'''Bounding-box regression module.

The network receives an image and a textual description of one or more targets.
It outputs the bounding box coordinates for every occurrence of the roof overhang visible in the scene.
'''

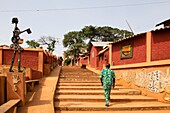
[97,47,109,56]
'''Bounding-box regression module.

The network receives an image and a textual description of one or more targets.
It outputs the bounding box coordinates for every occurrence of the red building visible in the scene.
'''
[92,27,170,102]
[97,47,109,70]
[94,27,170,70]
[89,42,112,69]
[77,53,89,67]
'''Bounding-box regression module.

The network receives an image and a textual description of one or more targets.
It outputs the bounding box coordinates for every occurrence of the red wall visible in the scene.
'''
[98,49,109,70]
[151,29,170,61]
[81,58,88,66]
[112,34,146,65]
[90,46,102,68]
[3,50,38,70]
[104,49,109,64]
[43,52,47,63]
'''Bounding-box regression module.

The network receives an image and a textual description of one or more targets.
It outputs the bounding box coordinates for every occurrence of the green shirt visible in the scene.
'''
[100,68,115,90]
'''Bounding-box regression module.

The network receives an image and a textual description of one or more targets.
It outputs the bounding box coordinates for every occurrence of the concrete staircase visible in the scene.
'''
[54,66,170,113]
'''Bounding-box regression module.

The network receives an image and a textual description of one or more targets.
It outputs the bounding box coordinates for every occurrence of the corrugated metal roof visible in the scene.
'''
[111,27,170,44]
[155,19,170,27]
[151,26,170,32]
[111,32,146,44]
[91,42,112,47]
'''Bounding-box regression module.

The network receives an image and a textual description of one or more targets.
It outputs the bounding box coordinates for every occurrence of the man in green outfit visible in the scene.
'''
[100,63,116,106]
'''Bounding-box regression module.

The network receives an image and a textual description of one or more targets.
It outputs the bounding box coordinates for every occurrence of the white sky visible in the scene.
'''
[0,0,169,56]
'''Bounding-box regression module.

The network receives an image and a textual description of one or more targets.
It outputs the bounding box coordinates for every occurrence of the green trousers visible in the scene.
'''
[104,89,111,99]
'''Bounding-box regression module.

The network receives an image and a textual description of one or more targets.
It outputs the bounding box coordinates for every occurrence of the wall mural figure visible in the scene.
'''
[147,70,170,93]
[147,70,161,93]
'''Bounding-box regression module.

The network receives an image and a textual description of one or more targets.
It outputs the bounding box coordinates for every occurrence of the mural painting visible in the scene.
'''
[134,69,148,88]
[119,69,170,95]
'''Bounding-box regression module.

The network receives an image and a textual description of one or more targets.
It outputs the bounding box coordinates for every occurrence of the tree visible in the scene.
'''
[26,40,40,48]
[63,25,134,64]
[63,31,84,48]
[64,57,71,66]
[63,31,87,65]
[38,36,58,53]
[81,25,134,42]
[81,25,98,42]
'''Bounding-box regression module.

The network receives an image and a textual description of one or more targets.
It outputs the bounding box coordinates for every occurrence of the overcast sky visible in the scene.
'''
[0,0,170,56]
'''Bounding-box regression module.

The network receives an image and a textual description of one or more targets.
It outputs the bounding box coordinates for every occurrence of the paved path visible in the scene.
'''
[17,66,61,113]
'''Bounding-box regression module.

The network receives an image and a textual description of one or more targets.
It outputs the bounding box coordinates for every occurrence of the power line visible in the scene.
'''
[1,0,170,13]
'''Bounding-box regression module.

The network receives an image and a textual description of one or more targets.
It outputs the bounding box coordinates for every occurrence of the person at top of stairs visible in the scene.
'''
[100,63,116,107]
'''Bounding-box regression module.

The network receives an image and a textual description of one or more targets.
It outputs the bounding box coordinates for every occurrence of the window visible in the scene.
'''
[120,43,133,59]
[99,56,103,61]
[92,51,94,58]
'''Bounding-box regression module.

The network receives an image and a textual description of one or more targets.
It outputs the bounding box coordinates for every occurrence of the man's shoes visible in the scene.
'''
[105,100,109,107]
[105,104,109,107]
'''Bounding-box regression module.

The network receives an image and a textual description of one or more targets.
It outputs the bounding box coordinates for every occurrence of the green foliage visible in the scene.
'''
[81,25,98,41]
[63,31,84,48]
[26,40,40,48]
[63,31,87,64]
[64,57,71,66]
[81,25,134,42]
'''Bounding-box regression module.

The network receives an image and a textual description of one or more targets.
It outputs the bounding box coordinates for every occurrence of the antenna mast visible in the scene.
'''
[125,20,134,34]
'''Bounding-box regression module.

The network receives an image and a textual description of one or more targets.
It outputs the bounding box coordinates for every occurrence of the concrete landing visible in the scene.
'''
[17,66,61,113]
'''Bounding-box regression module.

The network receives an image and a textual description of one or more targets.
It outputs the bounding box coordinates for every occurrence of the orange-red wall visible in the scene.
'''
[151,29,170,61]
[98,49,109,70]
[3,50,38,70]
[90,46,102,68]
[81,58,88,66]
[112,34,146,65]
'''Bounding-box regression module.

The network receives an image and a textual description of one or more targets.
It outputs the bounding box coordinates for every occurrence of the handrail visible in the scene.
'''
[0,99,20,113]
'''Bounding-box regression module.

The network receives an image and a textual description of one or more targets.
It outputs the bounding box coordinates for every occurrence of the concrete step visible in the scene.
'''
[60,76,99,78]
[55,110,170,113]
[58,83,122,86]
[61,73,94,75]
[57,85,125,90]
[56,66,170,113]
[55,95,157,102]
[61,73,97,76]
[55,89,141,95]
[58,80,100,83]
[61,72,98,74]
[62,71,93,73]
[54,101,170,111]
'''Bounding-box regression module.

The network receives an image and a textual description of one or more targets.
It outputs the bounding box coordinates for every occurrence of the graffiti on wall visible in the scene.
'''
[147,70,170,93]
[119,69,170,94]
[134,69,148,88]
[147,70,163,93]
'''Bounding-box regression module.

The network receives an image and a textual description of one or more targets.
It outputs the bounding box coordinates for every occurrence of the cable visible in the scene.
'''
[0,0,170,12]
